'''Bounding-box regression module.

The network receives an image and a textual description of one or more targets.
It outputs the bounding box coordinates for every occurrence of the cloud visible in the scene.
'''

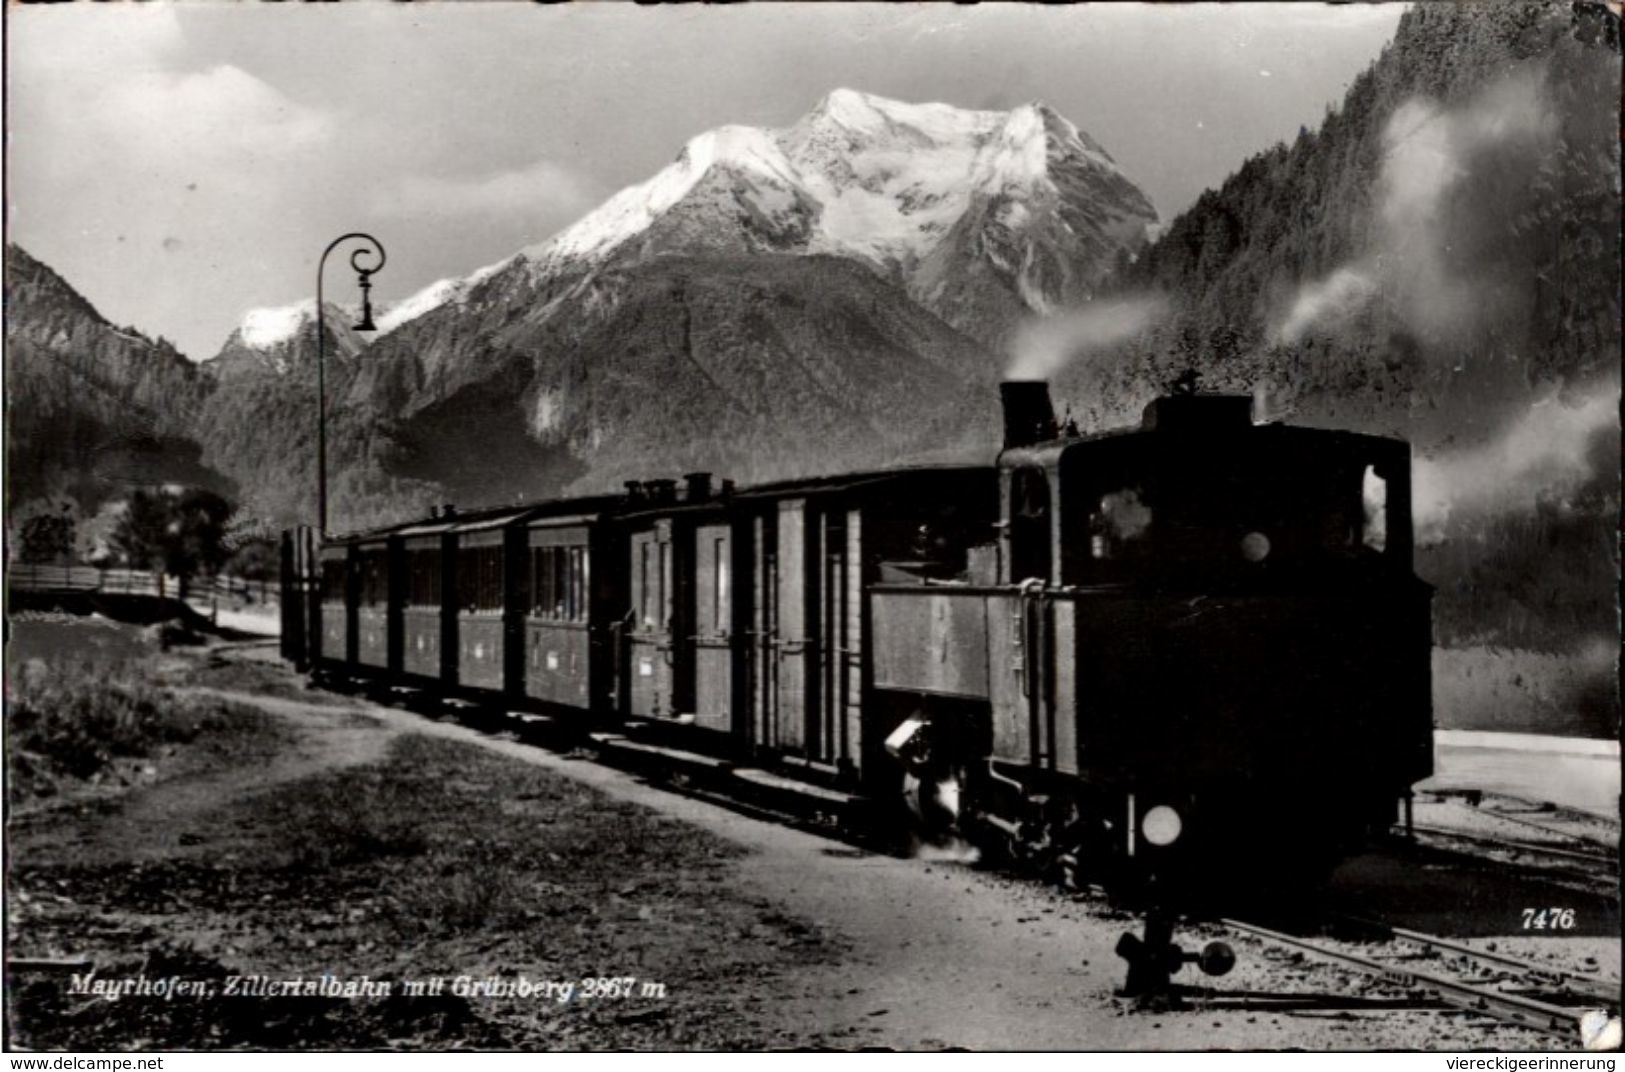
[8,5,184,79]
[13,7,329,169]
[97,65,333,164]
[374,159,595,220]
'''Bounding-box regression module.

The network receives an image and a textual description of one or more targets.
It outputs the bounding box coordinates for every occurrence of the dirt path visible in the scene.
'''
[184,682,1565,1051]
[11,691,397,867]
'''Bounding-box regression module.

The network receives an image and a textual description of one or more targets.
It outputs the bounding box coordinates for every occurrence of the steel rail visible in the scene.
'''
[1403,822,1619,868]
[1333,915,1622,1006]
[1221,917,1611,1043]
[1470,803,1621,854]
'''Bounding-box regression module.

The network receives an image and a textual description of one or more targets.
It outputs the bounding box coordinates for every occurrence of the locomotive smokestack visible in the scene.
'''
[1000,380,1059,450]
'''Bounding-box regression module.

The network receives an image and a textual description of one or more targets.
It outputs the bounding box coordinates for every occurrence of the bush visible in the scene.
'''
[6,657,225,794]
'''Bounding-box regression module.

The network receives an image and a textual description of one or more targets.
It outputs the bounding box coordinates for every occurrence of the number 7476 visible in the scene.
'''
[1522,907,1576,930]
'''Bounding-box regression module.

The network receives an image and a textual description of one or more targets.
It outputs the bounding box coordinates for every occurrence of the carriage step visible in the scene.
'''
[731,768,861,807]
[588,733,733,771]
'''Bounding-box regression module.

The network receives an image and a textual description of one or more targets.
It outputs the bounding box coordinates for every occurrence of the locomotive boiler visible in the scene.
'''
[283,379,1433,890]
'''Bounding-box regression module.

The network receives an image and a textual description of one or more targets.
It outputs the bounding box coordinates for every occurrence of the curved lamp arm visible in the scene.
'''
[315,233,387,535]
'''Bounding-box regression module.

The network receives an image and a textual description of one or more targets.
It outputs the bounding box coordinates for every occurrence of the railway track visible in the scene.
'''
[1401,821,1619,870]
[1221,916,1621,1046]
[1461,801,1620,855]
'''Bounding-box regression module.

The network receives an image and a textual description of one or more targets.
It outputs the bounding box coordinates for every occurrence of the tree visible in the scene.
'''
[110,487,235,598]
[17,503,76,564]
[226,538,280,603]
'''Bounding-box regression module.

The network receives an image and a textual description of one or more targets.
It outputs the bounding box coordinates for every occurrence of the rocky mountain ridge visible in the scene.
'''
[177,90,1159,528]
[4,244,224,512]
[373,89,1159,351]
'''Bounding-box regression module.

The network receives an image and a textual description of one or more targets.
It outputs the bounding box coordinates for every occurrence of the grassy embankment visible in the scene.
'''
[7,644,838,1050]
[7,653,228,800]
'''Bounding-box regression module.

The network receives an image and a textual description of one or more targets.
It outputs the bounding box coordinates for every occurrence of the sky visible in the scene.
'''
[5,2,1406,362]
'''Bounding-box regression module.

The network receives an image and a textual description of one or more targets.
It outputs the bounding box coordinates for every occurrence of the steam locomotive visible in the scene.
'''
[282,380,1432,887]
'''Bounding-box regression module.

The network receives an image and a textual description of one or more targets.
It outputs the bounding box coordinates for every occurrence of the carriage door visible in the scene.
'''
[628,522,674,718]
[815,513,847,765]
[751,512,779,750]
[772,500,816,753]
[818,509,864,773]
[691,522,732,733]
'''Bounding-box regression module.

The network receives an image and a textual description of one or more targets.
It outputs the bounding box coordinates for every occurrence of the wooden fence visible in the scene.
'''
[6,564,274,604]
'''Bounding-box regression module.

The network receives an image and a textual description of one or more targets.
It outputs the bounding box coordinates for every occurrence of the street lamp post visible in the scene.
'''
[315,233,386,536]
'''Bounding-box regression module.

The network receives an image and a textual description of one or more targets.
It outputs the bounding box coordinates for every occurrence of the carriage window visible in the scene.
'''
[359,552,389,608]
[639,544,652,627]
[407,548,442,607]
[658,542,671,631]
[531,544,587,622]
[559,547,572,619]
[713,537,728,633]
[320,559,347,603]
[552,546,569,617]
[539,548,559,613]
[458,545,505,614]
[569,546,585,620]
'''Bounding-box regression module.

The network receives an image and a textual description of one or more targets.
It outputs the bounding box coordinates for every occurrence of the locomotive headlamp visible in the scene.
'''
[1141,805,1182,847]
[1240,531,1271,563]
[884,716,932,771]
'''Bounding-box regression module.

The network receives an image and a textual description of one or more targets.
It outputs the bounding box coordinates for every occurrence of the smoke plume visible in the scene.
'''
[1272,68,1559,345]
[1274,267,1379,345]
[1411,379,1620,543]
[1006,294,1166,380]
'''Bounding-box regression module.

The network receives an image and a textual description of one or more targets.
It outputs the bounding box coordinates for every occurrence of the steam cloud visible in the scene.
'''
[1411,380,1620,542]
[1006,295,1167,380]
[1273,267,1379,347]
[1272,69,1558,345]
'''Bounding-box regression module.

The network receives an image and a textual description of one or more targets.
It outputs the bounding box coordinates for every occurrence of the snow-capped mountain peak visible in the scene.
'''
[804,88,999,147]
[523,124,801,268]
[380,89,1158,345]
[372,258,513,337]
[212,299,371,376]
[238,300,317,350]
